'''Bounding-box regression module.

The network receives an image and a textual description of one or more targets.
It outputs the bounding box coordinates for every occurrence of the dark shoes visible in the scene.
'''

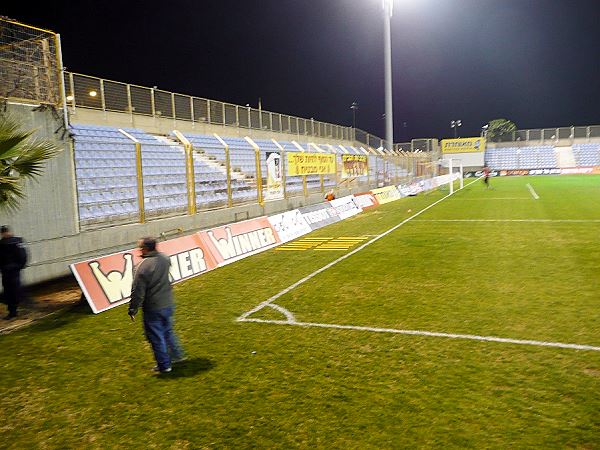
[2,314,17,320]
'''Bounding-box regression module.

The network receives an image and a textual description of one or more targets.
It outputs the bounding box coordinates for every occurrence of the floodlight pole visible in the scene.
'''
[383,0,394,152]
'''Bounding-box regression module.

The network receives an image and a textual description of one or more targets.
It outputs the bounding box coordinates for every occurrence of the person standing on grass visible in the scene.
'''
[128,237,186,374]
[483,165,491,189]
[0,225,28,320]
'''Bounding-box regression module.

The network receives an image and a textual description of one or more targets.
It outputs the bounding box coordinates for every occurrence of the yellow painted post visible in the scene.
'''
[186,143,197,215]
[335,154,339,190]
[225,145,233,207]
[320,174,324,193]
[303,175,308,197]
[172,130,196,214]
[282,150,287,199]
[255,147,264,205]
[135,142,145,223]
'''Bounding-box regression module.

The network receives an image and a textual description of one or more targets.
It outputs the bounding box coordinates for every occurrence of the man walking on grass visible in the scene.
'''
[128,237,186,374]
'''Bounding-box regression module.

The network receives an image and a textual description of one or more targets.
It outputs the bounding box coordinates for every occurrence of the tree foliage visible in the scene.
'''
[0,114,60,212]
[485,118,518,141]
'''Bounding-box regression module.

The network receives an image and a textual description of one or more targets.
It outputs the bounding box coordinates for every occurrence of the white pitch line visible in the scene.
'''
[454,197,531,200]
[267,304,297,323]
[237,177,481,322]
[240,318,600,352]
[414,219,600,223]
[526,183,540,200]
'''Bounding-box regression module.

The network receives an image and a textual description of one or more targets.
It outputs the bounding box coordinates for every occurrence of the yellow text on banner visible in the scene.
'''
[341,155,368,178]
[441,137,486,154]
[287,153,336,176]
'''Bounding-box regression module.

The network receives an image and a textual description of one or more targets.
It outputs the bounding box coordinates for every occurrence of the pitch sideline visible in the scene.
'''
[241,317,600,352]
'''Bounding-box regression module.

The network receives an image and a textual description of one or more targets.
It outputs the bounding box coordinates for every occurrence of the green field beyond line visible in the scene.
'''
[1,175,599,449]
[248,175,600,346]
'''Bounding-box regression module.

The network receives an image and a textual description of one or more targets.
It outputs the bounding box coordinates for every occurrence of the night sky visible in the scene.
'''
[4,0,600,142]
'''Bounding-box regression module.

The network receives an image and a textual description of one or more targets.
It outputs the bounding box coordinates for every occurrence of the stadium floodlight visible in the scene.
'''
[450,119,462,138]
[88,90,97,97]
[383,0,394,151]
[350,101,359,129]
[481,124,489,138]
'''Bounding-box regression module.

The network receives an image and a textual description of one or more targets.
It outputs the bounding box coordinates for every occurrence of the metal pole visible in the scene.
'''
[255,147,263,205]
[383,0,394,151]
[186,143,197,214]
[126,84,133,124]
[69,72,75,109]
[449,159,454,195]
[225,145,233,207]
[135,142,145,223]
[100,79,106,111]
[55,34,69,132]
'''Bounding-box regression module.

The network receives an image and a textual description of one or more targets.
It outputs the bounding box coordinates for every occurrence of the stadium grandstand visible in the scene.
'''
[0,19,432,286]
[1,18,599,288]
[2,14,600,449]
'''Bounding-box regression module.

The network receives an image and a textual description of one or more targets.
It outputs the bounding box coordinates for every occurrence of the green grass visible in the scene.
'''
[1,175,599,449]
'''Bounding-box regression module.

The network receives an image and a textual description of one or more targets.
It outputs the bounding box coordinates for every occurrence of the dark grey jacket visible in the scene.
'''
[128,251,173,316]
[0,236,27,273]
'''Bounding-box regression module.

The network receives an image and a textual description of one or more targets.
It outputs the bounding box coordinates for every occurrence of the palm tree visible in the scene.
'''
[0,114,60,212]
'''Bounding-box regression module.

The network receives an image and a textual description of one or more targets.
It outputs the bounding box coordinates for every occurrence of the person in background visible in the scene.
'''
[483,166,492,189]
[0,225,28,320]
[128,237,186,374]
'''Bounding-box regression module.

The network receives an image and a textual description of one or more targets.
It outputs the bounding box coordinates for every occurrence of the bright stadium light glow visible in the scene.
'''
[382,0,393,17]
[66,95,74,101]
[88,90,97,97]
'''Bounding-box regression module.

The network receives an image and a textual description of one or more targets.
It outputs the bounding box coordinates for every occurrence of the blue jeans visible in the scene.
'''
[143,306,185,371]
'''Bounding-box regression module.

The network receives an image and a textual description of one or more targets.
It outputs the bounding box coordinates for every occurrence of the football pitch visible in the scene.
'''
[1,175,599,448]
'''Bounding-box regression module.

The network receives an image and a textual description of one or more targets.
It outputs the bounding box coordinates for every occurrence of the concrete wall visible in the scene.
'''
[2,102,78,242]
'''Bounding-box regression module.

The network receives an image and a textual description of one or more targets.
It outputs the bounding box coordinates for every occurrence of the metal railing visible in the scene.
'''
[65,72,367,143]
[488,125,600,144]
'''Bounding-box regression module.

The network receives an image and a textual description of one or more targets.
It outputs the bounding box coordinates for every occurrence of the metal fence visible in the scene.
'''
[0,18,63,106]
[65,72,368,143]
[489,126,600,144]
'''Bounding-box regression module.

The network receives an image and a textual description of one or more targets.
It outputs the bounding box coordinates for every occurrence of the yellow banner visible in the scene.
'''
[287,153,336,176]
[341,155,368,178]
[441,137,486,154]
[370,186,401,204]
